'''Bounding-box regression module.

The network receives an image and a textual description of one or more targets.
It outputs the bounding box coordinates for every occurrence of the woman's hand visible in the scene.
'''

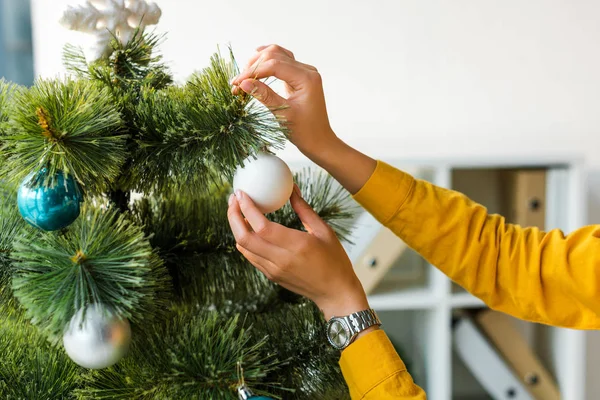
[231,44,339,161]
[232,44,377,195]
[227,184,369,320]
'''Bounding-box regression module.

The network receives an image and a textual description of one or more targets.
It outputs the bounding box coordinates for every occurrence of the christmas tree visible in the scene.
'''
[0,1,355,399]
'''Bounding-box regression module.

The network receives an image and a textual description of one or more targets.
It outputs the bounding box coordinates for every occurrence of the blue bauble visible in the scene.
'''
[17,169,83,231]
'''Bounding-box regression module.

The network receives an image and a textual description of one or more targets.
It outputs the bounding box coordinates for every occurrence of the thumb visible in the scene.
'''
[239,79,286,111]
[290,184,329,237]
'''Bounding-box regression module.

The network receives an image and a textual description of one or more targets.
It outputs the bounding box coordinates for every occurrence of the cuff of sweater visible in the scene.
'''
[352,160,415,225]
[339,329,407,397]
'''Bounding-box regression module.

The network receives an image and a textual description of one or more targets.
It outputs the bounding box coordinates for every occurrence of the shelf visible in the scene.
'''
[377,309,433,389]
[450,292,486,309]
[368,288,439,310]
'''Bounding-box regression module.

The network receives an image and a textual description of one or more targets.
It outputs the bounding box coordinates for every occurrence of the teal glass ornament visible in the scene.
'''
[17,169,83,231]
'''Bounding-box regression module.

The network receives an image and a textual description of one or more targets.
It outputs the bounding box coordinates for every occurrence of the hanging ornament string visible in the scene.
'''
[236,361,275,400]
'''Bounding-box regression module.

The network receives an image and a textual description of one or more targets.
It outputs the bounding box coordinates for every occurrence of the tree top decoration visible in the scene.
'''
[60,0,162,61]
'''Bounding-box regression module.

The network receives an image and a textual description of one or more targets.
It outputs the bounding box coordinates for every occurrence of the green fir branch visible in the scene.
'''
[123,49,286,193]
[132,184,235,255]
[62,44,90,77]
[269,169,357,243]
[76,313,289,400]
[0,181,34,312]
[63,30,173,92]
[185,49,287,174]
[0,314,83,399]
[132,186,280,309]
[0,79,16,131]
[0,78,127,193]
[0,80,18,176]
[11,204,172,340]
[171,252,279,312]
[120,86,221,193]
[247,303,350,400]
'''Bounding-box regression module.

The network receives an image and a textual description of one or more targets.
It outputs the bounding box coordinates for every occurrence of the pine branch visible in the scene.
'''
[247,303,350,400]
[123,49,287,193]
[0,78,127,194]
[0,314,83,399]
[269,169,357,243]
[170,252,279,313]
[0,79,16,131]
[0,182,34,312]
[119,85,222,193]
[11,203,172,340]
[76,313,289,399]
[132,185,279,309]
[63,30,173,92]
[131,184,235,255]
[0,80,18,177]
[185,49,287,175]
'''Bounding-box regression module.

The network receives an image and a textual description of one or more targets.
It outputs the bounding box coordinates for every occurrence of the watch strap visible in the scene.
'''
[345,308,382,336]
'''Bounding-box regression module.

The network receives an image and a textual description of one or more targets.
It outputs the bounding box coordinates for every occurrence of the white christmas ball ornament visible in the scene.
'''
[233,153,294,214]
[63,303,132,369]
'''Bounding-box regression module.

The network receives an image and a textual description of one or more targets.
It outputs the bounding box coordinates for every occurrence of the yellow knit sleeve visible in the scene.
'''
[339,329,426,399]
[353,161,600,329]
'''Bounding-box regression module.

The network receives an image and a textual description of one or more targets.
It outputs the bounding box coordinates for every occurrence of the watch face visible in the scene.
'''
[327,319,351,349]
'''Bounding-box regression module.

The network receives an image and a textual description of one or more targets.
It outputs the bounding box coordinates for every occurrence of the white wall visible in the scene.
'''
[30,0,600,397]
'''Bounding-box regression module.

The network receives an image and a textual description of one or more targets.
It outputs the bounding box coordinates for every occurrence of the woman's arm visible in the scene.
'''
[354,160,600,329]
[233,44,600,330]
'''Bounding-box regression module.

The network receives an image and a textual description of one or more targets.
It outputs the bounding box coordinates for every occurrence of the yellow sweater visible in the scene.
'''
[339,160,600,399]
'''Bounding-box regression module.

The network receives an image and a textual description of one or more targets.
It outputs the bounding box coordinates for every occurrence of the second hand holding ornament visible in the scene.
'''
[233,152,293,214]
[63,303,132,369]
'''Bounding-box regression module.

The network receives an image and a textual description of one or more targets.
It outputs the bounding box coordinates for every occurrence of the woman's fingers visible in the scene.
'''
[290,185,331,238]
[242,45,295,72]
[234,190,294,246]
[232,59,312,90]
[238,79,287,111]
[256,44,295,59]
[227,194,286,259]
[236,244,274,280]
[252,45,317,71]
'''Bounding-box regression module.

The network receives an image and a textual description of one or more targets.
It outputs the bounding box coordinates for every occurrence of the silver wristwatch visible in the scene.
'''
[326,308,382,350]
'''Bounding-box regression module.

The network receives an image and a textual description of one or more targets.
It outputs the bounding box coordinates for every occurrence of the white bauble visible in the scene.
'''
[233,152,294,214]
[63,304,131,369]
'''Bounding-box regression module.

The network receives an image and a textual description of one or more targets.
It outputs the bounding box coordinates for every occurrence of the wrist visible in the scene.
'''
[301,133,376,195]
[318,286,370,321]
[300,130,345,166]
